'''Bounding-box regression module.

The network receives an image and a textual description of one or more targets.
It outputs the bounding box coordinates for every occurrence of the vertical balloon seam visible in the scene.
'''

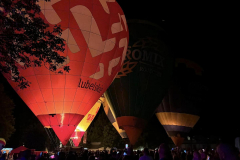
[37,1,61,128]
[47,1,62,127]
[65,0,72,125]
[33,58,57,126]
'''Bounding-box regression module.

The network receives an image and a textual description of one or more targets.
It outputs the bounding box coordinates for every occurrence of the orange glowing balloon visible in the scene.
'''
[2,0,128,145]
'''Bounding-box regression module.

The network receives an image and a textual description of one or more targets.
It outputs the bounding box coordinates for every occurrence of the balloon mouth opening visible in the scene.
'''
[49,114,56,117]
[116,116,147,146]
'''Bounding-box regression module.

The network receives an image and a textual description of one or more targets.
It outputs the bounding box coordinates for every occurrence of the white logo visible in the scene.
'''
[37,0,128,80]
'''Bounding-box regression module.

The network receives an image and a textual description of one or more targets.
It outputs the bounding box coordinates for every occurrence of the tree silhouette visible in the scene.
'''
[0,83,15,141]
[0,0,69,89]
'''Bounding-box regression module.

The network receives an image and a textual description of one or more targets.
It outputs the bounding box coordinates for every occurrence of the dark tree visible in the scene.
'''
[21,123,50,151]
[0,83,15,141]
[102,123,124,149]
[0,0,69,89]
[86,107,125,149]
[87,108,110,143]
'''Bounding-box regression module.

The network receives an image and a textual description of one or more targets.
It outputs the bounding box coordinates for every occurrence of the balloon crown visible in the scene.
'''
[0,138,6,146]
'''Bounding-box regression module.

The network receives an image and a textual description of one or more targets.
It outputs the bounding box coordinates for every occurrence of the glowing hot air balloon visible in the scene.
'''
[0,138,6,151]
[1,0,128,145]
[70,97,102,147]
[103,93,127,139]
[105,20,173,146]
[156,58,207,147]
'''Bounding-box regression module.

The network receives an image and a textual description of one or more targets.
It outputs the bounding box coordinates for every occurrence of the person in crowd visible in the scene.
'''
[193,151,201,160]
[180,150,185,160]
[158,143,172,160]
[109,150,117,160]
[139,148,153,160]
[0,153,6,160]
[153,149,159,160]
[186,150,193,160]
[66,151,76,160]
[149,151,154,160]
[201,151,207,160]
[172,152,179,160]
[58,152,65,160]
[211,150,220,160]
[216,143,240,160]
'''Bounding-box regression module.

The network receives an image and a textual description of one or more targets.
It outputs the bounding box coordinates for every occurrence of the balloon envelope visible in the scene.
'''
[105,20,173,145]
[70,98,101,147]
[156,58,206,146]
[0,138,6,150]
[2,0,128,145]
[103,93,127,139]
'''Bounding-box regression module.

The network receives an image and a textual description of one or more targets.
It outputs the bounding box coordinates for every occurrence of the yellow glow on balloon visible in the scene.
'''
[75,98,102,132]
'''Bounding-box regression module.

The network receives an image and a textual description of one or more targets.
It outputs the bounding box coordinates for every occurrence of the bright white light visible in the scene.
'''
[60,113,65,127]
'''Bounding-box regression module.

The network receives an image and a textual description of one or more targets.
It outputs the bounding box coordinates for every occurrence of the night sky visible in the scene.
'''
[1,0,237,147]
[116,0,237,137]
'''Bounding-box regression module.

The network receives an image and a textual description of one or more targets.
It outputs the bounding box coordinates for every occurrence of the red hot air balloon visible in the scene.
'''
[1,0,128,145]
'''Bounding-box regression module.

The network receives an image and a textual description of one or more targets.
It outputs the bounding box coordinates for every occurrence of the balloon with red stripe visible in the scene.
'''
[1,0,128,145]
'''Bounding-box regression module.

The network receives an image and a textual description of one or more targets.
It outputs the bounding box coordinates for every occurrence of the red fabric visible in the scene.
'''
[2,0,128,145]
[10,146,28,155]
[71,131,85,147]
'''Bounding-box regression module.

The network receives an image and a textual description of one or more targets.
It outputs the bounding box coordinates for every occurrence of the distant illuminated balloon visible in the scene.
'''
[0,138,6,151]
[1,0,128,145]
[156,58,207,147]
[105,20,173,145]
[70,98,101,147]
[103,93,127,139]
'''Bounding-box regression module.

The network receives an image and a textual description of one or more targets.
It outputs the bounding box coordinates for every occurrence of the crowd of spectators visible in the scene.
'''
[1,143,240,160]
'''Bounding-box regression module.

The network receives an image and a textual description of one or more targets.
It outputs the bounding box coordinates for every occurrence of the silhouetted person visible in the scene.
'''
[216,143,240,160]
[0,153,6,160]
[67,151,76,160]
[109,151,117,160]
[201,152,207,160]
[139,148,153,160]
[193,151,201,160]
[158,143,172,160]
[88,155,95,160]
[154,150,159,160]
[58,152,65,160]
